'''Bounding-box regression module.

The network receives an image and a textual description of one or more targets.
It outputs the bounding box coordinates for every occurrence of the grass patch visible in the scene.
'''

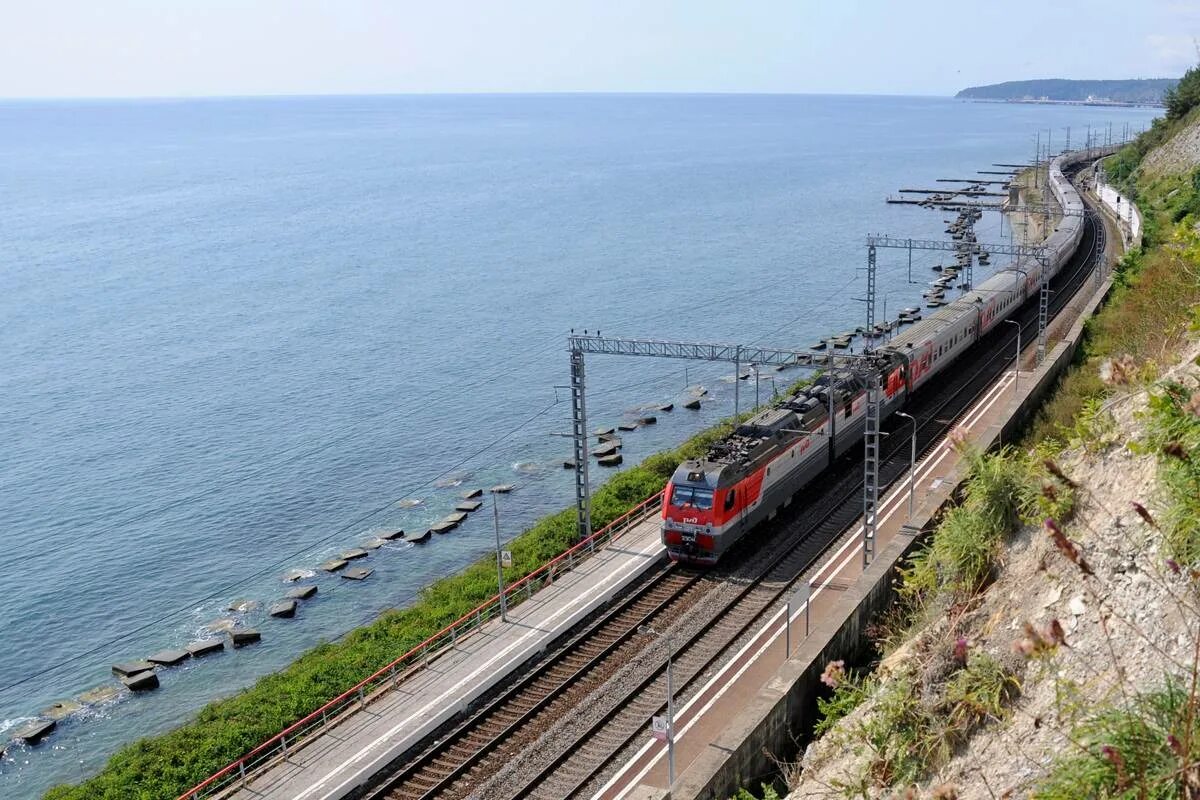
[943,651,1021,734]
[1142,380,1200,564]
[815,667,876,737]
[899,446,1046,603]
[1035,679,1200,799]
[44,417,739,800]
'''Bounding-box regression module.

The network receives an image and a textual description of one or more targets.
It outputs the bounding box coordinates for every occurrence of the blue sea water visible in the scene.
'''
[0,94,1158,797]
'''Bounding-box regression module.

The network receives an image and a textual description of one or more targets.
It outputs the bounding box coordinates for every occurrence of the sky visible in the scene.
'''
[2,0,1198,99]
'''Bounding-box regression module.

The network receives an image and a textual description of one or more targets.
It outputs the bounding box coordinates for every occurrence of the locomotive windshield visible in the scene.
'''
[671,486,714,509]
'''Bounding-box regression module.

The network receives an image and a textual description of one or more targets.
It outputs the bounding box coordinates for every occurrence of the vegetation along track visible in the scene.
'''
[363,167,1104,800]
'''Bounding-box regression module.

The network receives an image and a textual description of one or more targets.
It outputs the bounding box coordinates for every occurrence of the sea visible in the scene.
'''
[0,94,1159,798]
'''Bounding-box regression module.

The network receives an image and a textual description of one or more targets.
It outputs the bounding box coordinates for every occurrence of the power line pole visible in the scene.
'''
[862,372,882,567]
[568,344,592,540]
[865,243,877,349]
[1034,131,1041,188]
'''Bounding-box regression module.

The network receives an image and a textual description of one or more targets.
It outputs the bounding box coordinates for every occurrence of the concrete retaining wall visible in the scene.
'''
[671,273,1117,800]
[1097,181,1142,247]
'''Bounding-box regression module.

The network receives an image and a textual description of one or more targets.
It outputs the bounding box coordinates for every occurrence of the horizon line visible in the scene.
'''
[0,89,964,103]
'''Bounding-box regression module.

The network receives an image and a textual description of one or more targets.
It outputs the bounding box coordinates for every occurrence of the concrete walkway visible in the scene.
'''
[226,517,666,800]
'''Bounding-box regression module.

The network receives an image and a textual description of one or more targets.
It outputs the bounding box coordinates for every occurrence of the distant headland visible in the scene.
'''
[956,78,1176,107]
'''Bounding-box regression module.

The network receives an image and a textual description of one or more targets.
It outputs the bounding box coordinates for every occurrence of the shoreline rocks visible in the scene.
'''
[147,649,190,667]
[186,639,225,658]
[41,700,83,722]
[269,600,298,619]
[111,661,154,678]
[120,671,159,692]
[13,719,56,745]
[230,629,261,648]
[285,585,318,600]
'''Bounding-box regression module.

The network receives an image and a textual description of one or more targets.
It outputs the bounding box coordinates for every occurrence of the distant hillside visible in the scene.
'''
[956,78,1176,106]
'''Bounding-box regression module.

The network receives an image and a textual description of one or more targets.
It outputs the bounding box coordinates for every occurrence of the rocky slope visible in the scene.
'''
[790,337,1200,799]
[1140,108,1200,177]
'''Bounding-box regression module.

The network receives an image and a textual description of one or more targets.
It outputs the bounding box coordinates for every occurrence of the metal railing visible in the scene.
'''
[177,492,664,800]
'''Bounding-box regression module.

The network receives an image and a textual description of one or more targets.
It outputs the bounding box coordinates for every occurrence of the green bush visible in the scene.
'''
[44,418,737,800]
[900,448,1029,601]
[1165,64,1200,120]
[1036,679,1200,799]
[815,672,876,737]
[1143,381,1200,564]
[858,670,947,787]
[942,651,1021,733]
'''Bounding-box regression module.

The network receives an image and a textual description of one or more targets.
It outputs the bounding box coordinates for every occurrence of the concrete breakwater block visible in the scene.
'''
[456,499,483,512]
[406,529,432,544]
[321,558,349,572]
[41,700,83,722]
[362,538,387,550]
[202,618,239,636]
[78,684,121,705]
[659,403,674,411]
[340,548,369,561]
[491,484,515,494]
[226,599,259,613]
[598,430,621,441]
[13,719,56,745]
[617,423,638,432]
[120,671,159,692]
[380,529,406,540]
[598,454,624,467]
[341,567,373,581]
[147,649,190,667]
[683,399,702,410]
[286,585,318,600]
[445,511,469,524]
[461,488,483,499]
[230,629,261,648]
[637,415,657,425]
[591,441,620,457]
[430,520,457,534]
[186,639,225,658]
[282,569,312,582]
[562,461,576,470]
[111,661,154,677]
[269,600,298,619]
[593,426,615,437]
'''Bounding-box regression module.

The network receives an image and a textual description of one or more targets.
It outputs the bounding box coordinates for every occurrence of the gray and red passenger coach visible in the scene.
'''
[661,150,1089,564]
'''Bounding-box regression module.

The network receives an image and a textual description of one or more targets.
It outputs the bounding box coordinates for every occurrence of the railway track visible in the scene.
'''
[364,563,706,800]
[363,167,1105,800]
[518,174,1107,800]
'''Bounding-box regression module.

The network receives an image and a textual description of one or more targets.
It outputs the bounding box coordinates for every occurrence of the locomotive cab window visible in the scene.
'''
[671,486,713,510]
